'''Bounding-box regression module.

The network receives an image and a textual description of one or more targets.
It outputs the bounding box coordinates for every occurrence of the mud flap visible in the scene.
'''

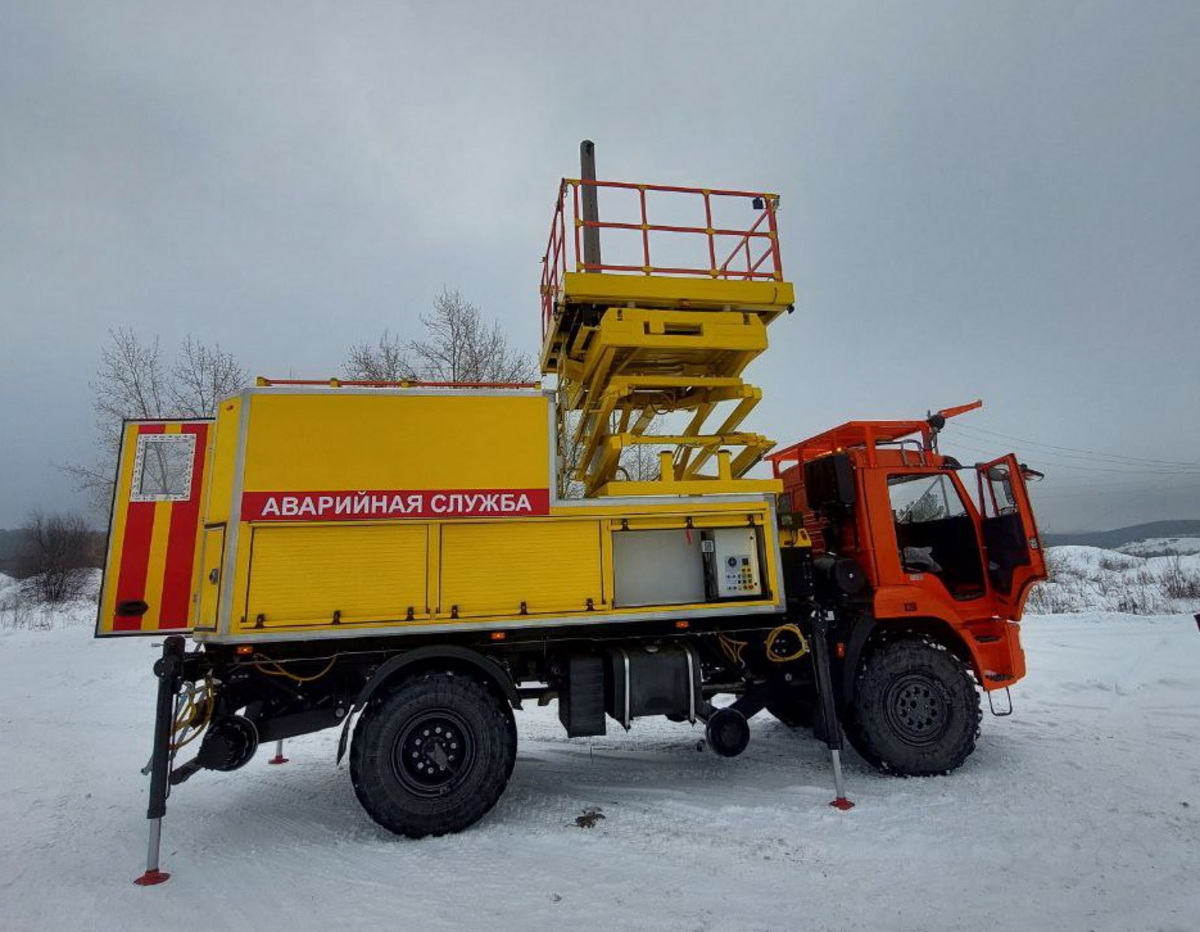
[336,710,356,765]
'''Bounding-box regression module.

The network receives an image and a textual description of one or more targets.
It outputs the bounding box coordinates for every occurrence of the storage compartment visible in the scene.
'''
[611,528,706,607]
[441,520,602,618]
[245,524,427,627]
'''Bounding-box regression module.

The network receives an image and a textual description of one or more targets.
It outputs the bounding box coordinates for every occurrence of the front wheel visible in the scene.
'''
[846,636,981,776]
[350,671,517,838]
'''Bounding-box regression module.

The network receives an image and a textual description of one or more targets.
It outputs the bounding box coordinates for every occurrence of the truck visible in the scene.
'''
[98,144,1046,884]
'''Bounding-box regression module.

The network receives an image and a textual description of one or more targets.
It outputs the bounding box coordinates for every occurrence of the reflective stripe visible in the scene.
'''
[159,423,208,628]
[112,425,165,632]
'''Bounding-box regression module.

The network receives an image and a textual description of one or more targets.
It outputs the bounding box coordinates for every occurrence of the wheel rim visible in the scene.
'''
[883,674,950,747]
[391,709,476,798]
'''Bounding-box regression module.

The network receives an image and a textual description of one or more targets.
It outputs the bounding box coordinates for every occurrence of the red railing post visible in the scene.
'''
[560,181,567,279]
[704,191,716,276]
[639,185,650,274]
[571,181,583,272]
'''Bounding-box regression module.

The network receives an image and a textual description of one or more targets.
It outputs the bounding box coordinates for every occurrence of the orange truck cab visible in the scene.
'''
[768,401,1046,735]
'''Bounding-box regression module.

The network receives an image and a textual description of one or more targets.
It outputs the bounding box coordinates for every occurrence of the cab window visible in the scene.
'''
[889,474,968,524]
[981,462,1017,517]
[975,459,1032,593]
[887,472,984,598]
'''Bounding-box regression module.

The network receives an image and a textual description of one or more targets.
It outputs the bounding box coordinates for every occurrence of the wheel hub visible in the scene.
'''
[884,674,950,747]
[393,711,475,797]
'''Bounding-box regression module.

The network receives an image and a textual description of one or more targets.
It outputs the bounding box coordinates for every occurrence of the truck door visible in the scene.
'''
[886,470,988,600]
[976,454,1046,614]
[96,420,210,637]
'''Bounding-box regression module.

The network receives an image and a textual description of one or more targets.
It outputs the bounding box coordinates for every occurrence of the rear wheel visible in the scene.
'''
[350,671,516,838]
[846,636,980,775]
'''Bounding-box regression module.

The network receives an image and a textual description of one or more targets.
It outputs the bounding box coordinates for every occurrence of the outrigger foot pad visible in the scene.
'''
[829,797,855,811]
[134,869,170,886]
[268,739,289,765]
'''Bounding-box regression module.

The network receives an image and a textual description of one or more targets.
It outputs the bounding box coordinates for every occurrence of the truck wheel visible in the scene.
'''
[350,671,517,838]
[846,637,980,776]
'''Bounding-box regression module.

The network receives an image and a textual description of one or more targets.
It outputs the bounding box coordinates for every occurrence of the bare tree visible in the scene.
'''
[345,290,536,384]
[169,336,247,418]
[344,329,417,382]
[16,511,100,603]
[93,328,169,462]
[413,290,535,383]
[62,328,248,514]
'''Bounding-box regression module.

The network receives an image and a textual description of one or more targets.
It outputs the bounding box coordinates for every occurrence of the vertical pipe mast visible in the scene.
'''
[580,140,601,270]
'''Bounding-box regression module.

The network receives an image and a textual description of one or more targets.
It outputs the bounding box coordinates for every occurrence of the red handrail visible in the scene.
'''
[258,378,541,389]
[540,180,570,337]
[541,177,783,337]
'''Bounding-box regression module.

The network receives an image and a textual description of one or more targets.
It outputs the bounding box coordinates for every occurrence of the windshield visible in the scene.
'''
[887,473,968,524]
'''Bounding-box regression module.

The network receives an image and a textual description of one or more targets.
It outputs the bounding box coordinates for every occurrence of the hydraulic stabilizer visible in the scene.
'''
[134,635,186,886]
[809,609,854,810]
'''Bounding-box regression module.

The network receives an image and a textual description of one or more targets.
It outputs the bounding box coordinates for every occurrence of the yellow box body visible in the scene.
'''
[99,387,787,642]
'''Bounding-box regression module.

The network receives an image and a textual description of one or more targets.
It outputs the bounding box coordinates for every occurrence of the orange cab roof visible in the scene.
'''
[768,401,982,472]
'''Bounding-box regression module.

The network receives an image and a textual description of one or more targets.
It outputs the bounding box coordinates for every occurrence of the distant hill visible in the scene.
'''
[1042,520,1200,550]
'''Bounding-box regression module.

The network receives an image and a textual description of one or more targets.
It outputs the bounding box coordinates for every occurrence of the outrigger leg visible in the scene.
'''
[134,635,186,886]
[268,739,289,765]
[810,610,854,811]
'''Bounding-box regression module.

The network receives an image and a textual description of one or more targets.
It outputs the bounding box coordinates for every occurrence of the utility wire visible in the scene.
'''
[944,434,1200,476]
[953,423,1200,470]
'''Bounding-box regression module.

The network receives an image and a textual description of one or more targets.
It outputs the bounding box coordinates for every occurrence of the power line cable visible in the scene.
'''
[953,423,1200,470]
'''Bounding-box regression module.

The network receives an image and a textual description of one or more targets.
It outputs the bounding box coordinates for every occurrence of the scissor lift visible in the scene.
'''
[540,156,796,498]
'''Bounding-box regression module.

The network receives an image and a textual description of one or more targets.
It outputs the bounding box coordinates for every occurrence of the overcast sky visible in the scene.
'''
[2,1,1198,533]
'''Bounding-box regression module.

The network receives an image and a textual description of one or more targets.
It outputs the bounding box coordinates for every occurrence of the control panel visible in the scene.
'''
[701,528,764,599]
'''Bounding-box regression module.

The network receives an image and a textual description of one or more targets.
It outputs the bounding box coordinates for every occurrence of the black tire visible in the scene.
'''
[846,636,980,776]
[350,671,517,838]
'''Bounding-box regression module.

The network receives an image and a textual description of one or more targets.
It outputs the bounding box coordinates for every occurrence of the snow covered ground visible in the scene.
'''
[1028,546,1200,616]
[1,598,1197,932]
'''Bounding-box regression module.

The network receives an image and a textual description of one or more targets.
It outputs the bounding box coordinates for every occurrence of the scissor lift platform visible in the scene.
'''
[540,177,795,496]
